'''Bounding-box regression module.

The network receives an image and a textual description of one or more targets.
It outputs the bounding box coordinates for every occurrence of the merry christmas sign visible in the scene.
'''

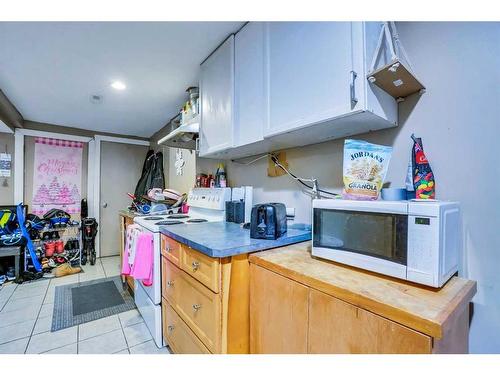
[32,137,83,215]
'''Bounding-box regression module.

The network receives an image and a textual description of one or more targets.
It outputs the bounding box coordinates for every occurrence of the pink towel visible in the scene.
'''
[121,248,131,276]
[131,232,154,286]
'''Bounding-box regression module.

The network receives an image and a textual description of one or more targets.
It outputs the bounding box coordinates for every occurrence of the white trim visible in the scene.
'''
[14,130,24,204]
[93,137,101,257]
[17,128,92,143]
[94,135,150,146]
[92,135,150,258]
[87,139,96,217]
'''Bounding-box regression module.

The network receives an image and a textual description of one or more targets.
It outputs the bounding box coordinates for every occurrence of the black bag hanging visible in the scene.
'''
[150,151,165,190]
[134,150,154,200]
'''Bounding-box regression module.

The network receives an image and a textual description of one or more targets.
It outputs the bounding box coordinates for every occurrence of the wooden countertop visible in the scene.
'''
[118,209,139,219]
[249,243,476,338]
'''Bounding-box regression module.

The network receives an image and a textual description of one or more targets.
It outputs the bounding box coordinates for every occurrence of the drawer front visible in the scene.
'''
[162,299,210,354]
[161,235,182,267]
[163,258,221,352]
[181,246,220,293]
[161,256,182,302]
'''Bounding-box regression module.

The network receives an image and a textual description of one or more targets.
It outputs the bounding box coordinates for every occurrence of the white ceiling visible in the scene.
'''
[0,22,243,137]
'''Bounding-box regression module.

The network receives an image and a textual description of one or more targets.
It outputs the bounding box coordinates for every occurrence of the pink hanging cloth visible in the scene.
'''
[131,232,154,286]
[122,224,141,276]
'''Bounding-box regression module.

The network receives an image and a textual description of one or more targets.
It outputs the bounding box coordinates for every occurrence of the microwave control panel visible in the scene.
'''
[407,215,438,286]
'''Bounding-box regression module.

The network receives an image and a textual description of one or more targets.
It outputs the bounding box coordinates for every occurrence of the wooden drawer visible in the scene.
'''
[308,289,432,354]
[162,298,210,354]
[163,258,221,352]
[161,235,182,267]
[181,246,220,293]
[161,256,183,302]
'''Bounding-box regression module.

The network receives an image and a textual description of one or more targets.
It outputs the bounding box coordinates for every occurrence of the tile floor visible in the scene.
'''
[0,256,170,354]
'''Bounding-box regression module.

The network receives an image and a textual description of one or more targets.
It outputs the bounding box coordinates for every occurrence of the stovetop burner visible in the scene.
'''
[144,216,165,221]
[156,220,184,226]
[187,219,208,223]
[167,214,190,219]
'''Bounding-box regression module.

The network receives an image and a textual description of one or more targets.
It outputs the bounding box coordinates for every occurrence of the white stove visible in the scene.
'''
[131,188,232,348]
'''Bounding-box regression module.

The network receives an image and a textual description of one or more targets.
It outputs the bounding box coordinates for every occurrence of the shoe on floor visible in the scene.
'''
[6,267,16,281]
[54,263,81,277]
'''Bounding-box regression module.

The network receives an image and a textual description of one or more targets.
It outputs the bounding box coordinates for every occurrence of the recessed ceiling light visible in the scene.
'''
[90,94,103,104]
[111,81,126,90]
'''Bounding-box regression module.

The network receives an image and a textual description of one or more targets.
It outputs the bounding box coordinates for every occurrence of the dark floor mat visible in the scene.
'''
[71,280,125,315]
[52,276,136,332]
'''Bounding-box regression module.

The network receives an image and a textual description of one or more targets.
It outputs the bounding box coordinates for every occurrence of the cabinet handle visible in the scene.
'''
[195,137,200,154]
[167,280,174,287]
[165,244,171,252]
[167,325,175,332]
[191,261,200,271]
[192,303,202,312]
[350,70,358,109]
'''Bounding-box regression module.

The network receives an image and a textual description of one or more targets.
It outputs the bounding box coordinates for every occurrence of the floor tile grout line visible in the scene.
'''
[24,279,51,354]
[0,330,34,347]
[117,311,131,351]
[39,341,78,354]
[128,339,154,351]
[78,326,123,343]
[0,282,18,313]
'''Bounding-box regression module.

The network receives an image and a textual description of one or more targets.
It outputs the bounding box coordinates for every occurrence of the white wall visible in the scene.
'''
[164,147,196,194]
[198,22,500,353]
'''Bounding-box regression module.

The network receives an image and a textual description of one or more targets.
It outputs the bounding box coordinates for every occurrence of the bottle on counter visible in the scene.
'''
[208,174,215,188]
[215,163,227,188]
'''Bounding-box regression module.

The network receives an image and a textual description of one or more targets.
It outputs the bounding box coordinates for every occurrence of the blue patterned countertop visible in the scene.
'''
[159,221,311,258]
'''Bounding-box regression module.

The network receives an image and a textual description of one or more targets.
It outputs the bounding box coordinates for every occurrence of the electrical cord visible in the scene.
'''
[269,154,340,197]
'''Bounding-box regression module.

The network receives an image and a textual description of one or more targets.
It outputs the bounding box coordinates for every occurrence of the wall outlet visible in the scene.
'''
[286,207,295,218]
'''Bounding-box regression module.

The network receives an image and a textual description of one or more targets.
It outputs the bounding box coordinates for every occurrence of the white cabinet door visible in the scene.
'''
[199,35,235,156]
[234,22,265,147]
[264,22,354,138]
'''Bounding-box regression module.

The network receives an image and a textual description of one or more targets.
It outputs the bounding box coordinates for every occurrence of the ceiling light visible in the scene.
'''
[111,81,126,90]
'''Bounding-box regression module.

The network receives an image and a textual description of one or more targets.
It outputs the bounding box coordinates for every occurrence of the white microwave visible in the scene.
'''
[312,199,460,288]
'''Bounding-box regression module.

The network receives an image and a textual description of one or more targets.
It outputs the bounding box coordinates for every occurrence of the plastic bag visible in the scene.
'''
[342,139,393,200]
[411,135,436,199]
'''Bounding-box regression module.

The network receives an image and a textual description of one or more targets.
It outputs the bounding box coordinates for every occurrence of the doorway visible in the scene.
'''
[99,141,150,257]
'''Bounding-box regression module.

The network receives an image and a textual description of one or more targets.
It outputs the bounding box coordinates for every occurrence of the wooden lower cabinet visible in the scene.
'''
[250,264,308,353]
[163,257,221,352]
[161,234,251,354]
[250,264,448,354]
[162,298,210,354]
[248,245,476,354]
[308,289,431,353]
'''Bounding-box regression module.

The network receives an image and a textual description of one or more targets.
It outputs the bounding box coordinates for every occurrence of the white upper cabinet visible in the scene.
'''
[234,22,265,148]
[199,35,235,156]
[198,22,398,159]
[264,22,355,137]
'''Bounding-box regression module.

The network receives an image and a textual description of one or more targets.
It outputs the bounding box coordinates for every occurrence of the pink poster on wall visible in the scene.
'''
[32,137,83,216]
